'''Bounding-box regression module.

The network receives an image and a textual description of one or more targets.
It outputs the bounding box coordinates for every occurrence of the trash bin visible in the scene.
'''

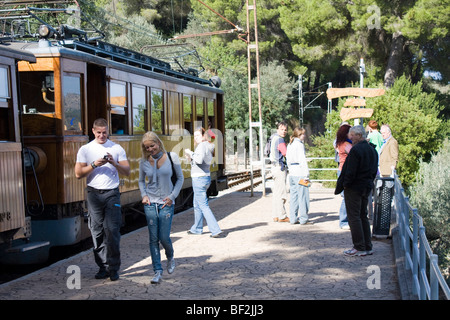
[372,177,394,237]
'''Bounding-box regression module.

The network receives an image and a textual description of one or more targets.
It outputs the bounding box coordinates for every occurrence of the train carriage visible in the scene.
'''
[0,45,53,263]
[0,46,34,239]
[1,36,226,264]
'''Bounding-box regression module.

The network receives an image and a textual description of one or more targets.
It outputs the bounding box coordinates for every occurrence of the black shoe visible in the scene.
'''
[210,232,225,238]
[109,270,119,281]
[95,269,110,279]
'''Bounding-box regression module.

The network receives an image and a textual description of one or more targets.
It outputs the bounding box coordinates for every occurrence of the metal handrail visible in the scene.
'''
[306,157,337,182]
[392,172,450,300]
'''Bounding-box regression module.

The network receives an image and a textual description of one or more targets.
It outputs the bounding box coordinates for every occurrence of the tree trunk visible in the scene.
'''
[384,31,404,88]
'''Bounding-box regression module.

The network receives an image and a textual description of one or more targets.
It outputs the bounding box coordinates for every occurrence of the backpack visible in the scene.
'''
[264,134,275,158]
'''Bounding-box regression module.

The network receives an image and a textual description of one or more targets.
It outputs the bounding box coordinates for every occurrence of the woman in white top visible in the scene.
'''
[286,127,311,225]
[185,127,222,237]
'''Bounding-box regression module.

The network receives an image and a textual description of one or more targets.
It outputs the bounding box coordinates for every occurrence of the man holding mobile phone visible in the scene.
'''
[75,118,130,281]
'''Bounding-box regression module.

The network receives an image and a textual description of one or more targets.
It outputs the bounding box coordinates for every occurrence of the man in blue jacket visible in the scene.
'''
[335,125,378,256]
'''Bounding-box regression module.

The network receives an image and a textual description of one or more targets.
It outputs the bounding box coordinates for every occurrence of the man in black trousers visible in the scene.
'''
[335,125,378,256]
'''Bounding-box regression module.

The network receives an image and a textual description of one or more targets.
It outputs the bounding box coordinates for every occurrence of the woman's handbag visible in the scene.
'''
[167,152,177,186]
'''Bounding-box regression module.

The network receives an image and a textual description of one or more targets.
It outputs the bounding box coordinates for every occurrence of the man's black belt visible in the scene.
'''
[87,186,118,194]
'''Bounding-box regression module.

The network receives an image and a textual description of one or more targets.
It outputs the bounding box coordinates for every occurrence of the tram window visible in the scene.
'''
[207,98,216,128]
[183,95,192,133]
[0,108,11,141]
[195,96,205,129]
[20,71,55,114]
[109,81,127,134]
[0,67,9,102]
[151,89,164,135]
[63,74,82,132]
[111,114,127,135]
[132,85,146,134]
[0,67,11,140]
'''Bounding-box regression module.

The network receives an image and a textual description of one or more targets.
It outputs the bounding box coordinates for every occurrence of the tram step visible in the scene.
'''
[6,241,50,253]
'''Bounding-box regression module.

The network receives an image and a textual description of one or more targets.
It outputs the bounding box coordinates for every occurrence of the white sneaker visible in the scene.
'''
[343,248,367,256]
[167,258,175,274]
[151,271,163,284]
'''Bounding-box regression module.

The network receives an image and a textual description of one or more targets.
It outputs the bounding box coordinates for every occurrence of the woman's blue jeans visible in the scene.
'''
[337,170,349,228]
[189,176,222,236]
[144,203,174,273]
[288,175,310,224]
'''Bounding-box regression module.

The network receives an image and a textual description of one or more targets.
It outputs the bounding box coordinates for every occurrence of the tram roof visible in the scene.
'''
[3,39,223,94]
[0,43,36,63]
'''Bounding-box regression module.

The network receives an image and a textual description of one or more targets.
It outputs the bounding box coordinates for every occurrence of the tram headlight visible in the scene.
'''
[209,76,221,88]
[38,24,53,38]
[23,146,47,174]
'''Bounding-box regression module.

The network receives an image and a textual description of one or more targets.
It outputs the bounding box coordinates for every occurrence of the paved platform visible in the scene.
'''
[0,185,400,301]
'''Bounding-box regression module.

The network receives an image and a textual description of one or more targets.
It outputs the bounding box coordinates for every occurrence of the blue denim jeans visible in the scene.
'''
[337,170,349,228]
[288,175,310,224]
[190,176,222,236]
[144,203,174,273]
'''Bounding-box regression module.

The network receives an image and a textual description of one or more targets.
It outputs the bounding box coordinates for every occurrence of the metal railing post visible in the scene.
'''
[404,196,411,270]
[430,254,439,300]
[419,226,426,300]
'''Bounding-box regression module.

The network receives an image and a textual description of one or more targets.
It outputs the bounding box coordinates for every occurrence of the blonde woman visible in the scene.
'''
[138,131,184,284]
[286,127,311,225]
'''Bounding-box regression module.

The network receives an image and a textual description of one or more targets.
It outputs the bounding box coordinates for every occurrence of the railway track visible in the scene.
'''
[227,169,271,192]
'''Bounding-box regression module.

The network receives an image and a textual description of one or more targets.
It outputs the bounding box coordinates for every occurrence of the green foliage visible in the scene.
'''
[222,71,249,131]
[368,76,446,186]
[222,61,296,134]
[259,61,297,129]
[119,0,191,36]
[106,14,160,51]
[189,0,297,65]
[409,138,450,282]
[277,0,450,84]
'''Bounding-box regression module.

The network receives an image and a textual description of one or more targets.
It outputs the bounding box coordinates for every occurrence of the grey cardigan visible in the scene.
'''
[138,152,184,204]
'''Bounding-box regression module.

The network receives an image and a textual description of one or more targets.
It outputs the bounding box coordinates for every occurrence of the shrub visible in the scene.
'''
[409,138,450,283]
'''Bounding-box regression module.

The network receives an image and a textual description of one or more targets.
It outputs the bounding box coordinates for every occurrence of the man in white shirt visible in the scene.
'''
[75,118,130,281]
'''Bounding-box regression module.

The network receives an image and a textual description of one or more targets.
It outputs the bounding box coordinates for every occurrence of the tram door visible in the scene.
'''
[86,64,107,140]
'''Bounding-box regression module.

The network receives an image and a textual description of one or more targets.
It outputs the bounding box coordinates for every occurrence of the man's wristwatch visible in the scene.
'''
[91,161,97,169]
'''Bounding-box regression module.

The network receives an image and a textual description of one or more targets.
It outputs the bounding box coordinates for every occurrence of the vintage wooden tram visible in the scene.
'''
[0,33,226,264]
[0,45,46,264]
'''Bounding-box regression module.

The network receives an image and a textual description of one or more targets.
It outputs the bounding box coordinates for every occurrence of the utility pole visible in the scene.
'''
[246,0,265,197]
[299,74,303,128]
[356,57,365,126]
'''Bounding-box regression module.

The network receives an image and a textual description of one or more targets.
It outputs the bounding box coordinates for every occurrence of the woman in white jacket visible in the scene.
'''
[185,127,222,237]
[286,127,311,225]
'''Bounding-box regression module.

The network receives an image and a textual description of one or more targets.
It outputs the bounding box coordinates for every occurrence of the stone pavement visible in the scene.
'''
[0,185,400,301]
